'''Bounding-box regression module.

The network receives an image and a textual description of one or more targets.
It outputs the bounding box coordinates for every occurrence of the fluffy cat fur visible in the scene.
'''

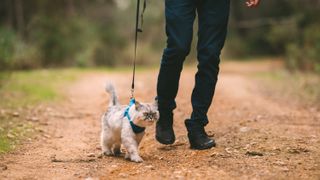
[100,84,159,162]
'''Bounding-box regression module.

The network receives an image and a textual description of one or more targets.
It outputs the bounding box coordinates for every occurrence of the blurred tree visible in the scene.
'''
[0,0,318,71]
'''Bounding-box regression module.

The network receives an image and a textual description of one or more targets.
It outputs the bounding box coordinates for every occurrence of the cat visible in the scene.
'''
[100,84,159,162]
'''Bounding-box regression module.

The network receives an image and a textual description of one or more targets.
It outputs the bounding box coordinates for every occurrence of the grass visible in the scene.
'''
[0,117,34,153]
[0,69,82,107]
[0,68,83,154]
[254,70,320,107]
[0,136,10,153]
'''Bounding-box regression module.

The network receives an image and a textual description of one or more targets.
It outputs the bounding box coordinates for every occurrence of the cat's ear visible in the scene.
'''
[153,100,158,109]
[135,101,142,110]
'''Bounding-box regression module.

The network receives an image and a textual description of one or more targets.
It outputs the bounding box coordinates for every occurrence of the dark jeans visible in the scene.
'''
[157,0,230,126]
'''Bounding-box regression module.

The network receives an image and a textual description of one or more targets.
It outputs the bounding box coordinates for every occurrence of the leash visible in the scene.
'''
[131,0,147,98]
[124,0,147,134]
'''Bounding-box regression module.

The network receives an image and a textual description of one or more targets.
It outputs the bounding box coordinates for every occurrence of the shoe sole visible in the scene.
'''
[190,141,216,150]
[155,135,175,145]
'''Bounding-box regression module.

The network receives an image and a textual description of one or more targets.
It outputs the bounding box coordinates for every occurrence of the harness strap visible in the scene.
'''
[124,98,146,134]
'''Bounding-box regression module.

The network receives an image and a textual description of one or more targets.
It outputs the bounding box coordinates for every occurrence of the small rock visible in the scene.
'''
[239,127,250,133]
[7,133,15,139]
[243,144,251,150]
[225,148,232,154]
[97,154,103,159]
[26,117,39,122]
[245,151,263,156]
[50,154,56,161]
[210,152,219,157]
[11,112,19,117]
[254,115,263,121]
[273,160,286,166]
[111,164,118,168]
[39,122,48,126]
[287,147,310,154]
[272,147,281,151]
[207,131,215,137]
[173,140,185,147]
[145,165,155,170]
[0,165,8,171]
[280,167,289,172]
[87,153,95,157]
[0,109,6,115]
[50,154,63,162]
[118,173,128,178]
[129,172,138,175]
[43,134,51,138]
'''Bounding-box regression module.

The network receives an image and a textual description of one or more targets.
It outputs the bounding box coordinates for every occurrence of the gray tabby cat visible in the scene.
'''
[101,84,159,163]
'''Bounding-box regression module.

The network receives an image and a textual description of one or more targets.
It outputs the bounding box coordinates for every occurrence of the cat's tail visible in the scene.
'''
[105,83,119,106]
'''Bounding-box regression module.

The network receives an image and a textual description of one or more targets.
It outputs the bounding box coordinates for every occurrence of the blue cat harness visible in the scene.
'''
[124,98,146,134]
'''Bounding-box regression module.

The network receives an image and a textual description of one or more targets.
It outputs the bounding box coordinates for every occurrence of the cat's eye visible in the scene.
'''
[143,112,157,120]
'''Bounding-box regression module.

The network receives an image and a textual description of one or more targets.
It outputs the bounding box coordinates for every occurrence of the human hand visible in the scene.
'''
[246,0,260,8]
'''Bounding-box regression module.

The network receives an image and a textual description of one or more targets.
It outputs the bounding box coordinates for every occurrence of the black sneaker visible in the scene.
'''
[185,119,216,150]
[155,112,175,145]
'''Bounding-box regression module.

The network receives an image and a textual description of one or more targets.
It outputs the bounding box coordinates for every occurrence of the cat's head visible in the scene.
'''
[133,101,159,127]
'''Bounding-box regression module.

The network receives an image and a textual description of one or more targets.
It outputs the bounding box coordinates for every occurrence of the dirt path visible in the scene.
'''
[0,61,319,179]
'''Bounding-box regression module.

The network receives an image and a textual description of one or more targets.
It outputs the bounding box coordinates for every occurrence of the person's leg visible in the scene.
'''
[156,0,196,144]
[185,0,230,149]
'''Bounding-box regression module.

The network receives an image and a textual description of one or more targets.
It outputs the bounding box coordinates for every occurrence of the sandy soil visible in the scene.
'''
[0,61,319,180]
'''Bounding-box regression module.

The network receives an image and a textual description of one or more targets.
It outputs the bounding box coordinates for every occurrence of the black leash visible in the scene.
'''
[131,0,147,98]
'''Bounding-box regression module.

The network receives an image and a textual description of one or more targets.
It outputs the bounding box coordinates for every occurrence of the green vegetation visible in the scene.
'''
[0,0,165,70]
[0,0,318,72]
[0,68,81,153]
[0,69,80,107]
[226,0,320,73]
[0,118,34,154]
[0,135,11,153]
[255,70,320,106]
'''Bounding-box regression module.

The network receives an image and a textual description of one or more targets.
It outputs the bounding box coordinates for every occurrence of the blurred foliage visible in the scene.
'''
[0,68,81,107]
[0,0,319,73]
[255,70,320,107]
[227,0,320,73]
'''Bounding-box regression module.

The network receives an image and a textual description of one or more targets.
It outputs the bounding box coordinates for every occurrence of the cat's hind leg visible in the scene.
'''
[101,128,113,156]
[112,143,121,156]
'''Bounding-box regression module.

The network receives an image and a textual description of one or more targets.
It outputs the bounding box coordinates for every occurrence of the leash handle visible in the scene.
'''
[131,0,147,99]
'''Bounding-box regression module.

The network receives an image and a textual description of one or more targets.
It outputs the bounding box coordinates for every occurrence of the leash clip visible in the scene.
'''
[130,88,135,99]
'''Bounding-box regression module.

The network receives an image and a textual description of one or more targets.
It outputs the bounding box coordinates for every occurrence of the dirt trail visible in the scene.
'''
[0,61,319,179]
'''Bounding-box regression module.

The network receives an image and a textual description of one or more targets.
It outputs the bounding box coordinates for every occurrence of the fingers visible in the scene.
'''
[246,0,260,8]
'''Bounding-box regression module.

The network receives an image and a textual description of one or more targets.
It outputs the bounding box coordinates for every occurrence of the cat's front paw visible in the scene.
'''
[125,153,130,159]
[102,150,112,156]
[130,155,143,163]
